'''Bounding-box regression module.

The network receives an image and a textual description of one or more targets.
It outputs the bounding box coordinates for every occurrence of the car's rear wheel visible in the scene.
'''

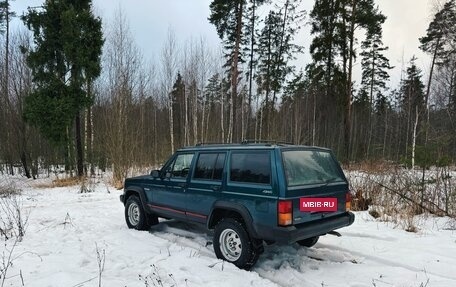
[125,195,156,230]
[213,218,261,270]
[297,236,319,247]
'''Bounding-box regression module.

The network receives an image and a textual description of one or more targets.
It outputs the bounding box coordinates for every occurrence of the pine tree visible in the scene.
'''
[309,0,386,160]
[171,73,186,148]
[0,0,15,176]
[360,31,391,109]
[204,73,230,141]
[255,1,303,139]
[209,0,246,142]
[22,0,103,176]
[400,57,425,116]
[420,0,456,71]
[245,0,268,139]
[359,22,392,158]
[420,0,456,150]
[399,57,425,167]
[0,1,13,33]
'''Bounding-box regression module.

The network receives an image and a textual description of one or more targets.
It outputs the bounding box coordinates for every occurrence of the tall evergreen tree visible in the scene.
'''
[22,0,103,176]
[204,73,230,142]
[171,72,186,148]
[256,3,303,138]
[420,0,456,105]
[309,0,386,160]
[359,22,392,157]
[0,0,15,176]
[245,0,268,139]
[0,0,14,33]
[398,57,425,166]
[400,57,425,116]
[209,0,246,142]
[420,0,456,153]
[359,13,391,110]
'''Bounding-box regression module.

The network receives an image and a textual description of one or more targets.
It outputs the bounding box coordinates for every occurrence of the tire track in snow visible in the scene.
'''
[318,243,456,282]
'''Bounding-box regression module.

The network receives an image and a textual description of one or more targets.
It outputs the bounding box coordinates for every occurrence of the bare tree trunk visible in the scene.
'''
[366,42,376,159]
[247,0,257,140]
[254,94,259,141]
[184,85,189,146]
[193,83,198,145]
[4,0,12,176]
[405,86,411,162]
[84,79,94,176]
[382,108,388,158]
[169,102,175,153]
[241,90,245,139]
[227,92,233,143]
[75,111,84,177]
[230,2,244,142]
[259,99,263,141]
[411,106,419,169]
[345,0,357,162]
[220,80,225,142]
[312,92,316,146]
[161,29,178,153]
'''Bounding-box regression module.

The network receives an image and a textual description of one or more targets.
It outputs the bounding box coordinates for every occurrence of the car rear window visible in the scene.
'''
[282,150,345,186]
[230,152,271,184]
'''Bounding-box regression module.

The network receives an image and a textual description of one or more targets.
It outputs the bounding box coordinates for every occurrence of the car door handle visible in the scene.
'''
[177,183,187,188]
[210,185,220,191]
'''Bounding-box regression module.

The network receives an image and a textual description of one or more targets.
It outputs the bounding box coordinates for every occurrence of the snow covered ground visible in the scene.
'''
[1,175,456,287]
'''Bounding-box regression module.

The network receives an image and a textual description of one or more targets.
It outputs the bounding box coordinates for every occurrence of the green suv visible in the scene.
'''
[120,142,355,269]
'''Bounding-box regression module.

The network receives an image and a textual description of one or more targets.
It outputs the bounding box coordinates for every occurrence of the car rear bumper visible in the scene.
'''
[256,211,355,244]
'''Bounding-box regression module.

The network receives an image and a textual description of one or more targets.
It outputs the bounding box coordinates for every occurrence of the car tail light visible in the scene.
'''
[278,200,292,226]
[345,192,352,211]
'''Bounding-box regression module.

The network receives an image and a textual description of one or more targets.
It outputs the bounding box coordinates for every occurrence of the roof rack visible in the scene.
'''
[241,139,294,145]
[195,142,228,146]
[194,140,294,147]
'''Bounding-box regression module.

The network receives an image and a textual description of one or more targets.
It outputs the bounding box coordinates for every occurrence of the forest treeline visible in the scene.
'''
[0,0,455,184]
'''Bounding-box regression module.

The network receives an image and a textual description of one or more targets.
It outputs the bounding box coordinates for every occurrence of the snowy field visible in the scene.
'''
[1,175,456,287]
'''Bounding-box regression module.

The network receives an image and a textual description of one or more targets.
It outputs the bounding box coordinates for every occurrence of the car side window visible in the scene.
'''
[167,153,194,179]
[230,152,271,184]
[194,153,226,181]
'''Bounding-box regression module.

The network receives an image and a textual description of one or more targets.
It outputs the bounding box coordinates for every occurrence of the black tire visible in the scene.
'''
[297,236,319,247]
[213,218,261,270]
[125,195,156,230]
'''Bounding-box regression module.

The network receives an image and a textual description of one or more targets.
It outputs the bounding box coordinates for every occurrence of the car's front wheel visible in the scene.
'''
[125,195,157,230]
[213,218,261,269]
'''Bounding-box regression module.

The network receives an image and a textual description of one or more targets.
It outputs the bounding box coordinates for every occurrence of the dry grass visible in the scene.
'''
[34,176,82,189]
[111,179,124,190]
[347,164,456,232]
[0,182,21,197]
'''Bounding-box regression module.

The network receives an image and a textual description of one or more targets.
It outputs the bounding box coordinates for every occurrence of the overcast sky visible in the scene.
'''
[10,0,437,89]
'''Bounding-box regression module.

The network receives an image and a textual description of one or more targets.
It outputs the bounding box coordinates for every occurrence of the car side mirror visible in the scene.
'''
[165,172,172,179]
[150,170,160,178]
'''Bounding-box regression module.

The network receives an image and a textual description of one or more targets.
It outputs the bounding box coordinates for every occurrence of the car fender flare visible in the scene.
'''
[124,186,150,213]
[208,201,259,238]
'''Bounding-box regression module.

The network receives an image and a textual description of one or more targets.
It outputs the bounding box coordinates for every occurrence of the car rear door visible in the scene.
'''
[186,151,227,223]
[223,149,279,228]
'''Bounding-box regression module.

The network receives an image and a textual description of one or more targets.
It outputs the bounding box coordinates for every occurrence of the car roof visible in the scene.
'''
[177,143,331,152]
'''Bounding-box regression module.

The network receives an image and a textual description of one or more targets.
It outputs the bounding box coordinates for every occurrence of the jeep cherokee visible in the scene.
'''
[120,142,355,269]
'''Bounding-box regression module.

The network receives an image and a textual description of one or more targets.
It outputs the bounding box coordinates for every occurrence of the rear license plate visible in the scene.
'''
[299,197,338,212]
